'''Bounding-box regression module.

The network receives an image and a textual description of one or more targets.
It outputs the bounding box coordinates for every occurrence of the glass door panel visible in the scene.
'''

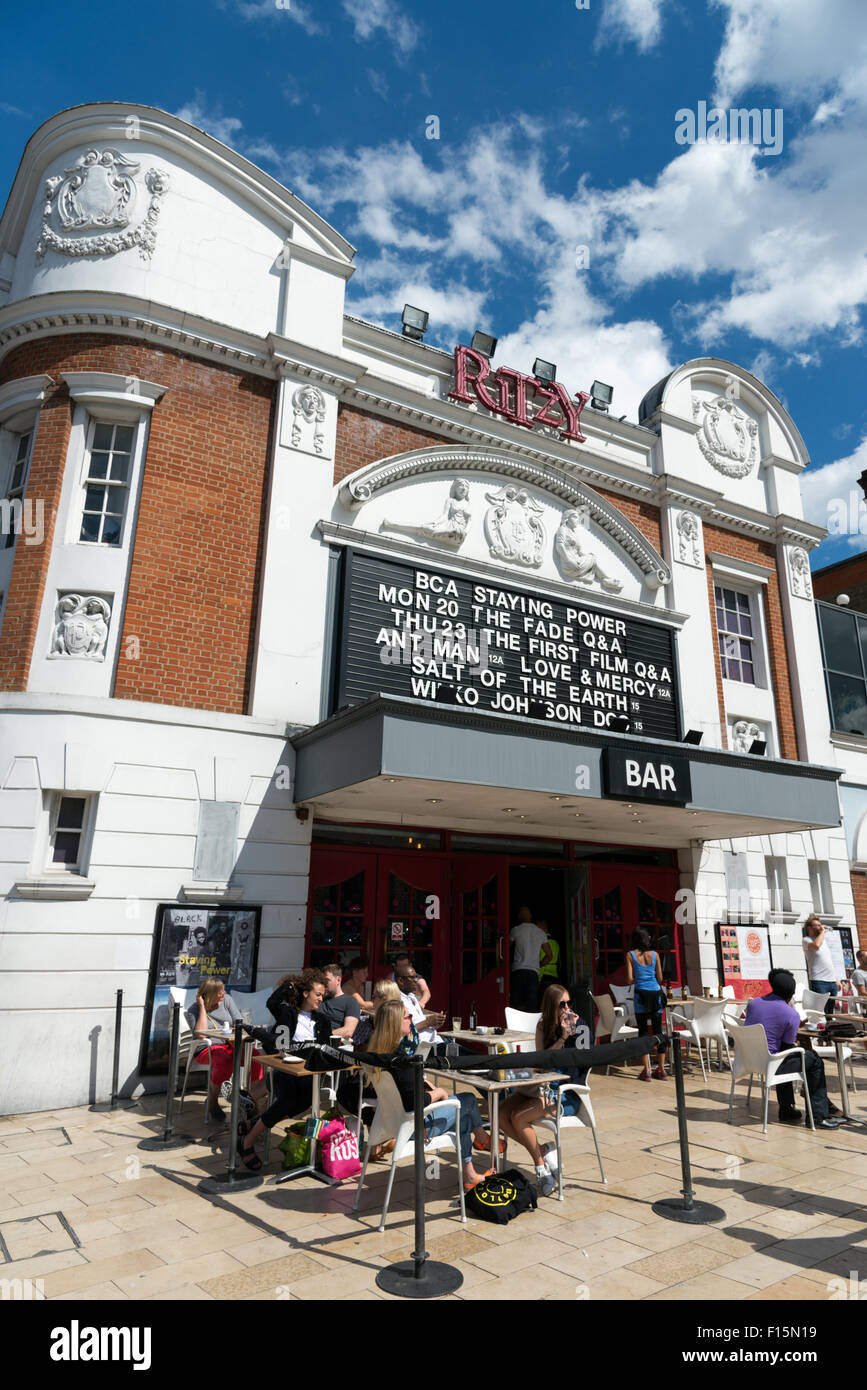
[451,858,509,1026]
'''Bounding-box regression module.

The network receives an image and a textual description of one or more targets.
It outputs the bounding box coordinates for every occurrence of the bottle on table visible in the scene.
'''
[469,1000,477,1031]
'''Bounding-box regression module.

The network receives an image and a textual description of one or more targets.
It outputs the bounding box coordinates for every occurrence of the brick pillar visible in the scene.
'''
[849,870,867,952]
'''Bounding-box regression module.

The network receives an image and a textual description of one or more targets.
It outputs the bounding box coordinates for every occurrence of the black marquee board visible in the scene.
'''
[335,549,682,740]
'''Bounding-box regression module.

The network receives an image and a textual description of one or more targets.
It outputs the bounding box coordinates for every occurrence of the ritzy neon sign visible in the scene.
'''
[448,345,590,443]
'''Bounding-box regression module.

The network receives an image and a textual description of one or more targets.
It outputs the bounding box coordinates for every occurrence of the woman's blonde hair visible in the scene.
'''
[197,977,225,1012]
[373,978,400,1003]
[364,999,405,1085]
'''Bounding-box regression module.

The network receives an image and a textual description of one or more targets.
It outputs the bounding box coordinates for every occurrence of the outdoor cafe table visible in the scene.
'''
[258,1053,356,1186]
[426,1066,569,1173]
[797,1017,867,1123]
[440,1028,536,1053]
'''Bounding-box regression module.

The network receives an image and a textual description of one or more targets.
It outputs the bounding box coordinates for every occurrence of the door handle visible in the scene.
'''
[496,937,503,963]
[497,976,504,993]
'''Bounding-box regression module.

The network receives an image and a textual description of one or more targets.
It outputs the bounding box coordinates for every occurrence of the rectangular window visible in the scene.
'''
[818,602,867,736]
[724,849,752,921]
[2,431,32,550]
[808,860,834,915]
[714,585,756,684]
[47,794,91,873]
[764,856,791,914]
[79,421,135,546]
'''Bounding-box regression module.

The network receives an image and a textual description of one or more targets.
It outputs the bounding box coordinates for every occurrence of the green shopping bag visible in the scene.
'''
[278,1123,310,1169]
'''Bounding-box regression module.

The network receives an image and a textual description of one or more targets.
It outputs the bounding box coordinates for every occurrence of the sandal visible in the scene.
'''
[238,1141,262,1172]
[463,1168,495,1193]
[473,1132,505,1155]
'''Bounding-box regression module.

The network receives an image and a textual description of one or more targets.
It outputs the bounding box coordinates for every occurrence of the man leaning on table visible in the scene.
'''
[744,969,844,1130]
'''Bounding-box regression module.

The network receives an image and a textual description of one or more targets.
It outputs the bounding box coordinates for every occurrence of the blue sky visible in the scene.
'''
[2,0,867,566]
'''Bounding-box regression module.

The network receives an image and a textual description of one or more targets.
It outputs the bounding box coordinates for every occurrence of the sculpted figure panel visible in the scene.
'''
[380,477,471,549]
[554,509,623,592]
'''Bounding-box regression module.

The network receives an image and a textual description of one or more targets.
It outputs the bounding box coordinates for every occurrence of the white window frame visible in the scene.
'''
[1,428,34,552]
[714,582,763,687]
[808,859,834,916]
[77,417,137,548]
[764,855,791,914]
[40,791,97,877]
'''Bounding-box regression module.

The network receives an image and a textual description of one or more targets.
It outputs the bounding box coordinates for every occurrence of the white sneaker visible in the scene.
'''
[536,1164,556,1197]
[541,1143,559,1173]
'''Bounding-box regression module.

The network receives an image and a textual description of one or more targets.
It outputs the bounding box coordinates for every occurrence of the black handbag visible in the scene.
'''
[464,1168,538,1224]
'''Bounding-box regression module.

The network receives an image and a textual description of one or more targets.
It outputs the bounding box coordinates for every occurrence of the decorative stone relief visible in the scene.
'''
[36,149,169,262]
[675,509,702,567]
[692,396,758,479]
[788,546,812,599]
[554,509,623,592]
[50,594,111,660]
[380,478,471,549]
[730,718,766,754]
[290,384,327,455]
[484,485,545,568]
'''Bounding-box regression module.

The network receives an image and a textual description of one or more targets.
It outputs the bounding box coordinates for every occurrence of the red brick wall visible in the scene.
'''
[850,871,867,953]
[703,525,799,761]
[0,336,275,713]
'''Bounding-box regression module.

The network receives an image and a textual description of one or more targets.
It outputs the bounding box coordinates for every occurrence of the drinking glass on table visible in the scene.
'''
[452,1017,462,1032]
[241,1010,253,1025]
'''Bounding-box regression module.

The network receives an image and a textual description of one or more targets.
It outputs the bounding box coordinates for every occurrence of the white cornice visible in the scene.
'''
[267,332,366,391]
[709,551,773,583]
[0,372,54,429]
[317,519,686,627]
[0,103,356,271]
[651,409,701,435]
[62,370,166,415]
[760,451,804,476]
[653,473,724,514]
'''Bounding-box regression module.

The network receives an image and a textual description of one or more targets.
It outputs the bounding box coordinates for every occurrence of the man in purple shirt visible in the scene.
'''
[744,969,843,1129]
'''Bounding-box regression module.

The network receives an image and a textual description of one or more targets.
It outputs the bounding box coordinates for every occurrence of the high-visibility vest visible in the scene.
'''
[539,935,560,980]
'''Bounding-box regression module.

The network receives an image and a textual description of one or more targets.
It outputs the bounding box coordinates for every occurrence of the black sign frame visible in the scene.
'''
[334,548,682,741]
[139,903,261,1076]
[602,746,692,804]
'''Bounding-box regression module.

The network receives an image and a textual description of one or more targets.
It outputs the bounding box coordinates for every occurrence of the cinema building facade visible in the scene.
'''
[0,104,860,1112]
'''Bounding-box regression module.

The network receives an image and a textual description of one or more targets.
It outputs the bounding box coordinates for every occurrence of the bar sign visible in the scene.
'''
[603,747,691,804]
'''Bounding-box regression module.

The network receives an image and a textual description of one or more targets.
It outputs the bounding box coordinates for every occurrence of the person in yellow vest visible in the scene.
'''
[537,919,560,1006]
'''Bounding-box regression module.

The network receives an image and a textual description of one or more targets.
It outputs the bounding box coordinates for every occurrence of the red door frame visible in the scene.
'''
[589,864,683,997]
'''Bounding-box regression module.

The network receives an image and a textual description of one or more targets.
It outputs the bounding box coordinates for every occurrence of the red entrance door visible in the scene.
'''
[308,850,375,972]
[374,854,451,1012]
[590,866,682,997]
[451,857,510,1027]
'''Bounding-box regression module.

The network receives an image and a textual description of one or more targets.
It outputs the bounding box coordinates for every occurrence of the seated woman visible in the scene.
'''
[237,968,330,1170]
[187,977,266,1123]
[362,1000,492,1190]
[625,928,669,1081]
[497,983,588,1197]
[352,978,418,1053]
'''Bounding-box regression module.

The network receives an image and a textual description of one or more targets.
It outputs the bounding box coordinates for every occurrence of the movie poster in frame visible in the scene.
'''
[139,904,261,1075]
[716,922,774,1000]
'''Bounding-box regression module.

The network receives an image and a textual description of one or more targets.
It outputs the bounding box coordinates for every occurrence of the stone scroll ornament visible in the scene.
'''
[553,509,623,592]
[50,594,111,660]
[380,477,471,550]
[789,546,812,599]
[35,148,169,262]
[484,485,545,568]
[692,395,758,479]
[675,509,702,567]
[290,385,327,455]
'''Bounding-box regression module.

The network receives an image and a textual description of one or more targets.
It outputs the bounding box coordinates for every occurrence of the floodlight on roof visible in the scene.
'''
[533,358,557,385]
[401,304,429,340]
[470,330,498,358]
[591,380,614,411]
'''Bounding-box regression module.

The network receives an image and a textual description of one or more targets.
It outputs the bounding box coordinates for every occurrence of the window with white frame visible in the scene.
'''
[2,429,33,550]
[808,860,834,915]
[46,794,94,874]
[714,585,757,684]
[765,856,791,914]
[78,420,135,545]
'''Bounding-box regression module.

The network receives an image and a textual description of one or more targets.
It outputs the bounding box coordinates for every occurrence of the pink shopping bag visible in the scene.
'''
[318,1119,362,1180]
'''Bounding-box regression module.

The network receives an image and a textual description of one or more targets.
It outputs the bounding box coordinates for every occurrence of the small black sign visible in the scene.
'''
[603,746,691,804]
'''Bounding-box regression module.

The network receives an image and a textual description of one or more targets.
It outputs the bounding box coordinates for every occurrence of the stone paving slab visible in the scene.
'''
[0,1062,864,1301]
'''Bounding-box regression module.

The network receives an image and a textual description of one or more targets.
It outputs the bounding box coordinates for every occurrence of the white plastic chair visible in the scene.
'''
[505,1007,541,1050]
[670,998,732,1083]
[800,998,857,1092]
[534,1068,606,1197]
[610,982,637,1024]
[727,1021,815,1134]
[229,987,274,1025]
[352,1069,467,1232]
[592,994,639,1074]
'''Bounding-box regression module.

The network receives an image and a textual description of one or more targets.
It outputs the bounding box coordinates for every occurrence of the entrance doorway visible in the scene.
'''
[306,835,683,1025]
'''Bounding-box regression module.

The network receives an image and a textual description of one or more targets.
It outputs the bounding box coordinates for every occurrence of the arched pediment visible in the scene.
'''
[338,446,671,590]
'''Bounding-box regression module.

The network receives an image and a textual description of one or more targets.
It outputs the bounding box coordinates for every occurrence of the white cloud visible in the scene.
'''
[232,0,325,36]
[711,0,867,111]
[341,0,419,56]
[596,0,667,52]
[800,437,867,552]
[175,97,244,149]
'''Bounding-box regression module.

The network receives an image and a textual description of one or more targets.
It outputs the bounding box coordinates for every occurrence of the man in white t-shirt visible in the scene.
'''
[510,906,551,1013]
[802,914,839,1014]
[395,963,446,1047]
[851,949,867,999]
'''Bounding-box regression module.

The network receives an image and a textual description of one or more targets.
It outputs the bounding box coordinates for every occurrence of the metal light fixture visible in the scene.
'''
[859,468,867,502]
[683,729,704,745]
[401,304,429,340]
[749,739,767,756]
[591,380,614,411]
[470,330,498,358]
[532,358,557,385]
[609,715,631,734]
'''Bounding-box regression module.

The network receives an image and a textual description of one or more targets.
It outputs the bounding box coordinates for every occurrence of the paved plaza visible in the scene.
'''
[1,1058,865,1302]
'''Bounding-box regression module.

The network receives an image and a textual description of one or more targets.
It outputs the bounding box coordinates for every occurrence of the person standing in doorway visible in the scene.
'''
[802,914,840,1014]
[537,918,560,1006]
[510,906,550,1013]
[625,929,668,1081]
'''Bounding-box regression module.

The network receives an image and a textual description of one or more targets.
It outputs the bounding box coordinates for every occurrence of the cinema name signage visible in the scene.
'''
[448,344,590,443]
